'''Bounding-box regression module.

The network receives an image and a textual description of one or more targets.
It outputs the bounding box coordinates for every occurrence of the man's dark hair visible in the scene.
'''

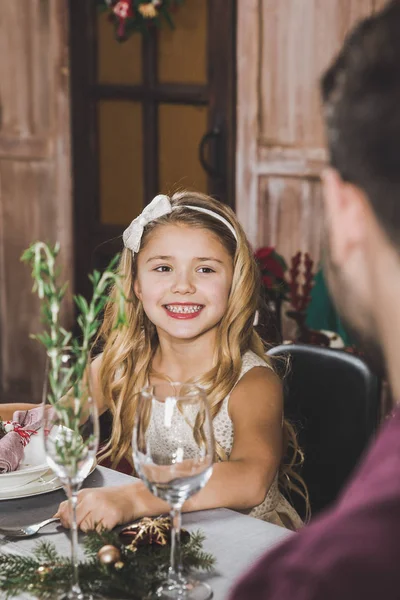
[321,0,400,246]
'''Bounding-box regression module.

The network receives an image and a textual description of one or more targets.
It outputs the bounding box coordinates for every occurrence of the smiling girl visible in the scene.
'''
[54,192,305,531]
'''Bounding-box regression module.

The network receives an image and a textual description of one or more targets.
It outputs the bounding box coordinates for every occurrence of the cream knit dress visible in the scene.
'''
[146,350,303,530]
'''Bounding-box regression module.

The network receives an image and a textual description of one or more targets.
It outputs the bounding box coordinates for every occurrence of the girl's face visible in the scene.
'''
[134,224,234,343]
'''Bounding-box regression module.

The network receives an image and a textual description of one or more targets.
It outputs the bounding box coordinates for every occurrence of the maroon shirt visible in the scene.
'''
[230,406,400,600]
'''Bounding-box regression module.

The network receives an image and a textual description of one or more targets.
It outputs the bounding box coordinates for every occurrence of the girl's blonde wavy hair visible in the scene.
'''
[98,191,309,515]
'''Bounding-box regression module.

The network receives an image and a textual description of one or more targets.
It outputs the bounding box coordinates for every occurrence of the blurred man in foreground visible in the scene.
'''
[230,1,400,598]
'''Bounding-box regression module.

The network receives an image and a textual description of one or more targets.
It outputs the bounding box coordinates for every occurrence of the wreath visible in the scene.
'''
[97,0,185,40]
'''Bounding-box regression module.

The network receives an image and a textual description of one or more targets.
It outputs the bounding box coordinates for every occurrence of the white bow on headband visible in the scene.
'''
[123,194,238,254]
[122,194,172,253]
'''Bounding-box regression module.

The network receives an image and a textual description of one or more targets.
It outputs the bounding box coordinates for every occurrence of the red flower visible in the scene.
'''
[255,247,285,280]
[264,258,285,280]
[255,247,274,261]
[262,274,273,288]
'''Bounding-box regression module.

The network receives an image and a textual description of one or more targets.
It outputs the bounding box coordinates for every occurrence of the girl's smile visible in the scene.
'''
[163,303,204,319]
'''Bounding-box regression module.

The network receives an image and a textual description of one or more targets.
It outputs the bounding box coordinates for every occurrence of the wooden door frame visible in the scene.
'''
[235,0,259,248]
[69,0,236,300]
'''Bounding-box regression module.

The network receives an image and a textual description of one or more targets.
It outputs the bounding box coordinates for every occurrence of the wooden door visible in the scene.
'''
[69,0,236,299]
[0,0,73,404]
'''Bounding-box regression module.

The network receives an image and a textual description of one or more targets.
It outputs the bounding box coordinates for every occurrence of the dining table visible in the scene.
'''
[0,466,292,599]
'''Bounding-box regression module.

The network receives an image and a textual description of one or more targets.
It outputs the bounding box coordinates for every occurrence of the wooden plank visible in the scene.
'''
[51,0,74,316]
[235,0,260,246]
[257,145,327,178]
[0,161,49,402]
[0,136,50,160]
[0,0,73,403]
[94,83,209,105]
[257,174,324,263]
[0,0,51,138]
[259,0,375,149]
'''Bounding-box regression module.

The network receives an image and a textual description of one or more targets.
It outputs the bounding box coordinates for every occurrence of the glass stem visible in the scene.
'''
[68,483,81,592]
[169,504,183,584]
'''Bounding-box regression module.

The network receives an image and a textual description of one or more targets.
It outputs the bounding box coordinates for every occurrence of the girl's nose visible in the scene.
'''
[170,271,196,294]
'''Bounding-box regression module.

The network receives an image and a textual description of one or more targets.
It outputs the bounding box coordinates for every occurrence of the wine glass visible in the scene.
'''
[133,382,214,600]
[42,348,99,600]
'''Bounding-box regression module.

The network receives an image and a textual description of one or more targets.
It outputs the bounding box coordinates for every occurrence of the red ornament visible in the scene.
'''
[113,0,133,19]
[113,0,133,38]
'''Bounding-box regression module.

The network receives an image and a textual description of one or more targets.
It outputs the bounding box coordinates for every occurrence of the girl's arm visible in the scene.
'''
[185,365,283,512]
[56,366,285,531]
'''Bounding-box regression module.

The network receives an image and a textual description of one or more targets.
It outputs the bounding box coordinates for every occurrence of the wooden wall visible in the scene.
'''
[236,0,388,264]
[0,0,73,404]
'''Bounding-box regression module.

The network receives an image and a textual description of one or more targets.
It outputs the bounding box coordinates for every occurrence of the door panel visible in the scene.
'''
[97,11,142,84]
[158,104,208,195]
[98,100,143,225]
[157,0,207,84]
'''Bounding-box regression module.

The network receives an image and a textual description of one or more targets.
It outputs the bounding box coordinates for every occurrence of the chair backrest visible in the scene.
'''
[267,344,381,519]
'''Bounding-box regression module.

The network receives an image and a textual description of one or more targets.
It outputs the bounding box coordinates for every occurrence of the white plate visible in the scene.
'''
[0,469,63,500]
[0,462,97,501]
[0,432,48,491]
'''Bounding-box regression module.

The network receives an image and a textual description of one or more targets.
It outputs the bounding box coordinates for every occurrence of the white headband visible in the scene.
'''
[123,194,238,254]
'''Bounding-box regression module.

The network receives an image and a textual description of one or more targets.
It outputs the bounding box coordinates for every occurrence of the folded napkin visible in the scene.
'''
[0,406,43,474]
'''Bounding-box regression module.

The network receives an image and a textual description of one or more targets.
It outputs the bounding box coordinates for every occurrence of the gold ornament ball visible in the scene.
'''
[97,545,121,565]
[114,561,124,570]
[37,565,50,580]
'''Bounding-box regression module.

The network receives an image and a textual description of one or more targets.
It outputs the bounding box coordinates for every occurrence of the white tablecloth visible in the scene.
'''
[0,466,292,599]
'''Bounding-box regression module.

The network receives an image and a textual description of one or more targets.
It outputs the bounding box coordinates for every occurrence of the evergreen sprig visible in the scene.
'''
[0,528,215,599]
[0,418,6,440]
[21,242,127,405]
[21,242,127,465]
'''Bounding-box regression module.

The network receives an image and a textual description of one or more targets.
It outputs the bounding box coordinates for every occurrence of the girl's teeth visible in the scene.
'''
[166,305,202,314]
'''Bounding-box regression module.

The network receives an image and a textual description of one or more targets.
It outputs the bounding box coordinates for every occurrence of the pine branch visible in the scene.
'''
[0,525,216,599]
[22,242,127,405]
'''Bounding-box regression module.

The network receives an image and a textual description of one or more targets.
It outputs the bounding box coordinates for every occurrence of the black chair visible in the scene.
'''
[267,344,381,519]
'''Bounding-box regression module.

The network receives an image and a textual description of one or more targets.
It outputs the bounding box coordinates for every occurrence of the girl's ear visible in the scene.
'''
[133,278,142,301]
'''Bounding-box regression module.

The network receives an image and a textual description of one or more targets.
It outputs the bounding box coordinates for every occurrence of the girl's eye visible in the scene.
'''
[154,266,172,272]
[198,267,215,274]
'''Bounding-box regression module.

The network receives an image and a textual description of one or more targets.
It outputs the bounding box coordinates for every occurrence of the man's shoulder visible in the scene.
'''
[229,406,400,600]
[337,405,400,514]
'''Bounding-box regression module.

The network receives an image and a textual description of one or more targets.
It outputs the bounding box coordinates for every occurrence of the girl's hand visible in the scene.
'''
[55,484,138,532]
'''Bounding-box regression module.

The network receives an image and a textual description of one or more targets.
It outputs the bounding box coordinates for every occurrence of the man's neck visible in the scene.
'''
[374,265,400,403]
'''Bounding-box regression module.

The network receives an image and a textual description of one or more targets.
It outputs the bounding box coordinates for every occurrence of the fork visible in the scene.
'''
[0,517,60,538]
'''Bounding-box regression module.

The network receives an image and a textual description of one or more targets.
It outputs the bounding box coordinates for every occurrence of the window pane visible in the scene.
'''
[157,0,207,84]
[158,104,207,195]
[97,11,142,84]
[98,101,143,225]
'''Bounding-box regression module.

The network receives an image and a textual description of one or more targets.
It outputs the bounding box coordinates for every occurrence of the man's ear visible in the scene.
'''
[321,167,367,263]
[133,278,142,301]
